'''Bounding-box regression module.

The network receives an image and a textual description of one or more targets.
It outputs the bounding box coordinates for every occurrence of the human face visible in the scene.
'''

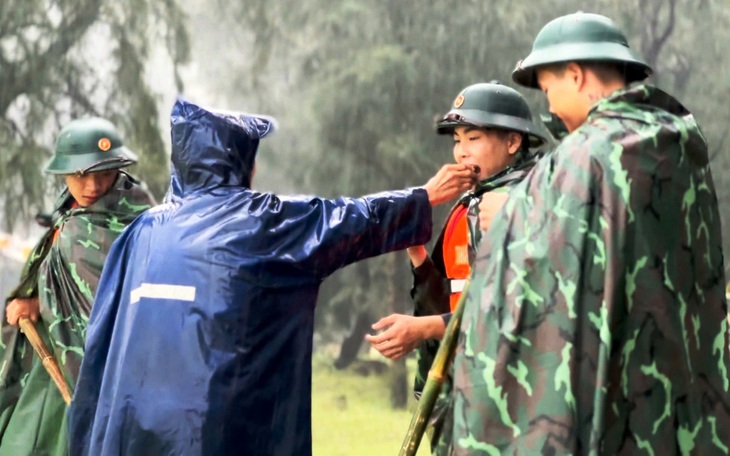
[64,169,118,207]
[536,65,590,133]
[452,126,521,184]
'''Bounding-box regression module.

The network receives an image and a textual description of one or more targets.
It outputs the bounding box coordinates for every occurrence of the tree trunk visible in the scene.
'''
[390,356,409,409]
[388,250,411,409]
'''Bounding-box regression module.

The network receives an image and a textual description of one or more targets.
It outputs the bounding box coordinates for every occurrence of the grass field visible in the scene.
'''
[311,354,432,456]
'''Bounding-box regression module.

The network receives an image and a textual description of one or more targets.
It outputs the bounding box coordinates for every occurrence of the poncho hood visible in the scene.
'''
[169,98,276,196]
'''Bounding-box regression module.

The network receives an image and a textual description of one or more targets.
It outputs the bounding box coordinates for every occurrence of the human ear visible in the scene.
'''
[565,62,585,89]
[507,133,523,155]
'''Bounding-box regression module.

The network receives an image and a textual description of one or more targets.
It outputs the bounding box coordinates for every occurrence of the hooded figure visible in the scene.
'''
[67,99,476,455]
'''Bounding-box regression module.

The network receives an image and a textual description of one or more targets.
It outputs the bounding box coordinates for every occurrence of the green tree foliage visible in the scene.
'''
[0,0,189,227]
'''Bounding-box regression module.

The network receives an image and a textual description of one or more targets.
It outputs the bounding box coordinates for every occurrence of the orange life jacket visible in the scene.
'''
[442,204,471,311]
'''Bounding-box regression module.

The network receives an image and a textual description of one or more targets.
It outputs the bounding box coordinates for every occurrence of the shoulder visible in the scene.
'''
[115,172,156,207]
[547,117,633,177]
[512,127,612,202]
[556,122,615,159]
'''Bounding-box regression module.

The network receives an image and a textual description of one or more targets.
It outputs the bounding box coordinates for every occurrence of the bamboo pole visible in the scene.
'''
[18,317,72,405]
[399,280,470,456]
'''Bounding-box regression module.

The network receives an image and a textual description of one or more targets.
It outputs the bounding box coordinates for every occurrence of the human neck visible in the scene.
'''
[586,80,626,104]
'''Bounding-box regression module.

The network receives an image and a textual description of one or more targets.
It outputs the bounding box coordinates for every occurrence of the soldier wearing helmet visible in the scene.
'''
[0,117,155,455]
[440,12,730,455]
[43,117,139,206]
[367,82,546,396]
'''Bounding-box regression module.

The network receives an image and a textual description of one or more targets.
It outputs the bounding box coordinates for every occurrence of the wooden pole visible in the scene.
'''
[18,317,72,405]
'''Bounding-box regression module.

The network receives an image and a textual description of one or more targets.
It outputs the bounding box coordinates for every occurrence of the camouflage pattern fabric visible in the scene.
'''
[412,156,540,451]
[0,172,153,455]
[437,84,730,455]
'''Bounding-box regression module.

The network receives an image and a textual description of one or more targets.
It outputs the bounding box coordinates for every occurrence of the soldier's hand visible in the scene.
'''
[478,191,509,231]
[424,164,478,206]
[5,297,40,327]
[365,314,445,360]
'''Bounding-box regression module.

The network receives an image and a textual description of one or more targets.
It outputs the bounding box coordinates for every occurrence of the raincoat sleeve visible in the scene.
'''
[264,187,433,279]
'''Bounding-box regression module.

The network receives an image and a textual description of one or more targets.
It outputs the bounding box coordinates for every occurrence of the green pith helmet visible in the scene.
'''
[436,82,547,148]
[44,117,138,175]
[512,12,652,88]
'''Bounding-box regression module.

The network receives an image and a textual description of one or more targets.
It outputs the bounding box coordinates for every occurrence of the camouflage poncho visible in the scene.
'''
[439,84,730,455]
[0,172,153,455]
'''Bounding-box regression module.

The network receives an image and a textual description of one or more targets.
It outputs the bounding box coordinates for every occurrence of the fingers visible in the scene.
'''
[378,347,405,360]
[7,309,29,327]
[364,332,384,344]
[446,164,479,180]
[366,325,404,356]
[368,338,406,360]
[5,298,39,327]
[370,314,396,331]
[366,314,425,360]
[6,299,20,326]
[6,310,23,327]
[425,165,477,206]
[451,165,479,189]
[28,297,40,324]
[365,328,390,345]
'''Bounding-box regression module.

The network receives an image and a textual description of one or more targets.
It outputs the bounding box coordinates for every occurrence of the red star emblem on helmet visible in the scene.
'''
[453,94,465,108]
[98,137,111,151]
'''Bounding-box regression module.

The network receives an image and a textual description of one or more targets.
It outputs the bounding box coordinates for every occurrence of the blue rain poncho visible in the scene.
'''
[68,99,433,455]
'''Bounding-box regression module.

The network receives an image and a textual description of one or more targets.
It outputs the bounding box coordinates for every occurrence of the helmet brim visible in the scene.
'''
[512,42,652,88]
[436,110,548,148]
[44,146,138,175]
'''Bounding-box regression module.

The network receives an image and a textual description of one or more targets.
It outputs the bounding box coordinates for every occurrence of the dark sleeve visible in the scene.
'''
[410,221,450,395]
[268,188,433,279]
[441,312,452,326]
[411,256,450,317]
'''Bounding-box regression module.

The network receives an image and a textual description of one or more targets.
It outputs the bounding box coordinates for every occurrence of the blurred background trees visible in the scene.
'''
[2,0,729,411]
[0,0,189,226]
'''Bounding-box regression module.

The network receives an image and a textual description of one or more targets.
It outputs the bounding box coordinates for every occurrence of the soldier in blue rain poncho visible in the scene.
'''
[67,99,478,456]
